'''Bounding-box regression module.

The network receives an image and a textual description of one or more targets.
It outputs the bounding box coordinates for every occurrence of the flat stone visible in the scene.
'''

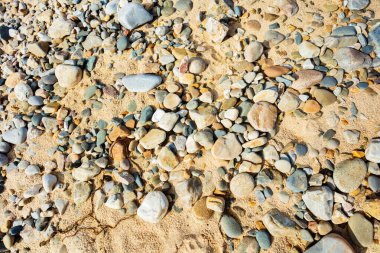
[55,64,83,88]
[244,41,264,62]
[157,112,179,131]
[366,138,380,163]
[363,199,380,220]
[255,230,272,249]
[117,2,153,30]
[28,42,49,57]
[302,186,333,221]
[220,215,242,239]
[205,17,229,43]
[333,158,367,193]
[313,89,337,107]
[264,65,289,77]
[348,213,373,247]
[157,146,179,171]
[278,91,300,112]
[247,102,278,132]
[334,47,372,72]
[140,129,166,149]
[237,236,259,253]
[137,191,169,223]
[304,233,355,253]
[122,74,162,92]
[42,174,57,193]
[253,89,278,103]
[2,127,27,144]
[72,164,101,181]
[48,18,74,39]
[299,41,320,58]
[262,208,297,237]
[291,70,323,90]
[286,169,308,193]
[347,0,370,10]
[192,197,214,220]
[211,133,243,160]
[73,181,91,204]
[230,172,255,198]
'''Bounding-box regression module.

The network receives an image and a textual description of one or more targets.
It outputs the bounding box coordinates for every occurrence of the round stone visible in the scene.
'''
[163,93,181,109]
[348,213,373,247]
[55,64,83,88]
[230,172,255,198]
[220,215,242,238]
[189,57,207,74]
[14,83,32,101]
[192,197,214,220]
[299,41,320,58]
[303,100,321,113]
[211,133,242,160]
[286,169,308,193]
[247,102,278,132]
[333,159,367,193]
[137,191,169,223]
[244,41,264,62]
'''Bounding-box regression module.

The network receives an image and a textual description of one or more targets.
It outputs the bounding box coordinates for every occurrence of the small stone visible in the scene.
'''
[157,112,179,131]
[122,74,162,92]
[105,194,124,209]
[264,66,289,77]
[157,147,179,171]
[255,230,271,249]
[48,18,74,39]
[334,47,372,72]
[247,102,277,132]
[291,70,323,90]
[73,182,91,204]
[304,233,355,253]
[140,129,166,149]
[363,199,380,220]
[318,221,332,235]
[206,196,225,213]
[174,0,193,11]
[295,143,308,156]
[253,89,278,104]
[192,197,214,220]
[348,213,373,247]
[286,169,308,193]
[275,0,299,16]
[28,42,49,57]
[14,83,32,101]
[163,93,181,109]
[365,138,380,163]
[137,191,168,223]
[117,2,153,30]
[54,199,68,215]
[313,89,336,107]
[117,36,129,51]
[189,57,207,74]
[42,174,57,193]
[3,234,14,249]
[347,0,370,10]
[189,106,218,129]
[303,100,321,113]
[278,91,300,112]
[25,165,40,176]
[302,186,333,221]
[237,236,259,253]
[0,153,8,167]
[72,164,101,181]
[262,208,297,237]
[299,41,320,58]
[333,159,367,193]
[194,129,214,149]
[55,64,83,88]
[264,30,285,45]
[2,127,27,145]
[220,215,242,239]
[301,229,314,242]
[230,173,255,198]
[28,96,44,106]
[211,133,243,160]
[368,175,380,192]
[244,41,264,62]
[175,178,202,208]
[343,130,360,144]
[205,17,229,43]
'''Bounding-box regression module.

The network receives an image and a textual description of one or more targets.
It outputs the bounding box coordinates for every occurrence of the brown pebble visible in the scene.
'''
[192,197,214,220]
[264,66,290,78]
[303,100,321,113]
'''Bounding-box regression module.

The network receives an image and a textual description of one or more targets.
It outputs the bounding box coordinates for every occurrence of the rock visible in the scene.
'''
[244,41,264,62]
[189,106,218,129]
[206,196,225,213]
[264,65,289,77]
[369,23,380,56]
[0,154,8,167]
[237,236,259,253]
[366,138,380,163]
[305,233,355,253]
[2,127,27,145]
[286,170,308,193]
[348,213,373,247]
[72,164,101,181]
[194,129,214,149]
[347,0,370,10]
[278,91,300,112]
[363,199,380,220]
[274,159,292,174]
[73,181,91,204]
[230,173,255,198]
[117,2,153,30]
[333,159,367,193]
[163,93,181,109]
[262,208,297,237]
[264,30,285,45]
[82,34,102,50]
[334,47,372,72]
[140,129,166,149]
[256,230,271,249]
[54,199,68,215]
[122,74,162,92]
[25,165,40,176]
[48,18,74,39]
[302,186,333,221]
[28,96,44,106]
[275,0,299,16]
[292,70,323,90]
[318,221,332,235]
[55,64,82,88]
[192,197,213,220]
[105,194,124,209]
[28,42,49,57]
[175,178,202,207]
[105,0,119,15]
[303,100,321,113]
[299,41,320,58]
[301,229,314,242]
[5,72,26,88]
[42,174,57,193]
[3,234,14,249]
[247,102,278,132]
[189,57,207,74]
[220,215,242,239]
[157,146,179,171]
[368,175,380,192]
[253,89,278,103]
[343,130,360,144]
[14,83,32,101]
[313,89,336,107]
[205,17,229,43]
[137,191,169,223]
[157,112,179,131]
[174,0,193,11]
[211,133,242,160]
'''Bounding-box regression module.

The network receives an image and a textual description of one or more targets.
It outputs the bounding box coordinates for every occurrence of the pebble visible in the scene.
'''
[274,159,292,174]
[117,2,153,30]
[42,174,57,193]
[365,138,380,163]
[286,169,308,192]
[192,197,213,220]
[2,127,27,144]
[301,229,314,242]
[363,199,380,220]
[163,93,181,109]
[264,30,285,45]
[278,91,300,112]
[105,194,124,209]
[55,64,83,88]
[73,182,91,204]
[205,17,229,43]
[264,66,289,78]
[244,41,264,62]
[157,112,179,131]
[333,159,367,193]
[237,236,259,253]
[0,141,10,153]
[157,147,179,171]
[348,213,373,247]
[137,191,169,223]
[262,208,297,237]
[230,172,255,198]
[220,215,242,238]
[72,164,101,181]
[368,175,380,192]
[175,178,202,207]
[0,153,8,167]
[318,221,332,235]
[302,186,333,221]
[14,83,32,101]
[299,41,320,58]
[174,0,193,11]
[303,100,321,113]
[334,47,372,72]
[247,102,277,132]
[313,89,336,107]
[211,133,242,160]
[140,129,166,149]
[255,230,271,249]
[253,89,278,104]
[369,23,380,56]
[189,57,207,74]
[122,74,162,92]
[3,234,14,249]
[343,130,360,144]
[25,165,40,176]
[189,106,218,129]
[292,70,323,90]
[304,233,355,253]
[347,0,370,10]
[295,143,308,156]
[48,18,74,39]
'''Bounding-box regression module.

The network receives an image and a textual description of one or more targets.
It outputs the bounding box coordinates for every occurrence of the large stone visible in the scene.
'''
[2,127,27,144]
[347,0,370,10]
[333,158,367,193]
[363,199,380,220]
[55,64,83,88]
[140,129,166,149]
[366,138,380,163]
[48,18,75,39]
[302,186,333,221]
[244,41,264,62]
[348,213,373,247]
[275,0,299,16]
[72,164,101,181]
[247,102,278,132]
[291,70,323,90]
[117,2,153,30]
[175,177,202,208]
[304,233,355,253]
[220,215,242,239]
[334,47,372,72]
[157,146,179,171]
[73,181,91,204]
[262,208,297,237]
[230,173,255,198]
[211,133,242,160]
[189,106,218,129]
[122,74,162,92]
[205,17,229,43]
[137,191,169,223]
